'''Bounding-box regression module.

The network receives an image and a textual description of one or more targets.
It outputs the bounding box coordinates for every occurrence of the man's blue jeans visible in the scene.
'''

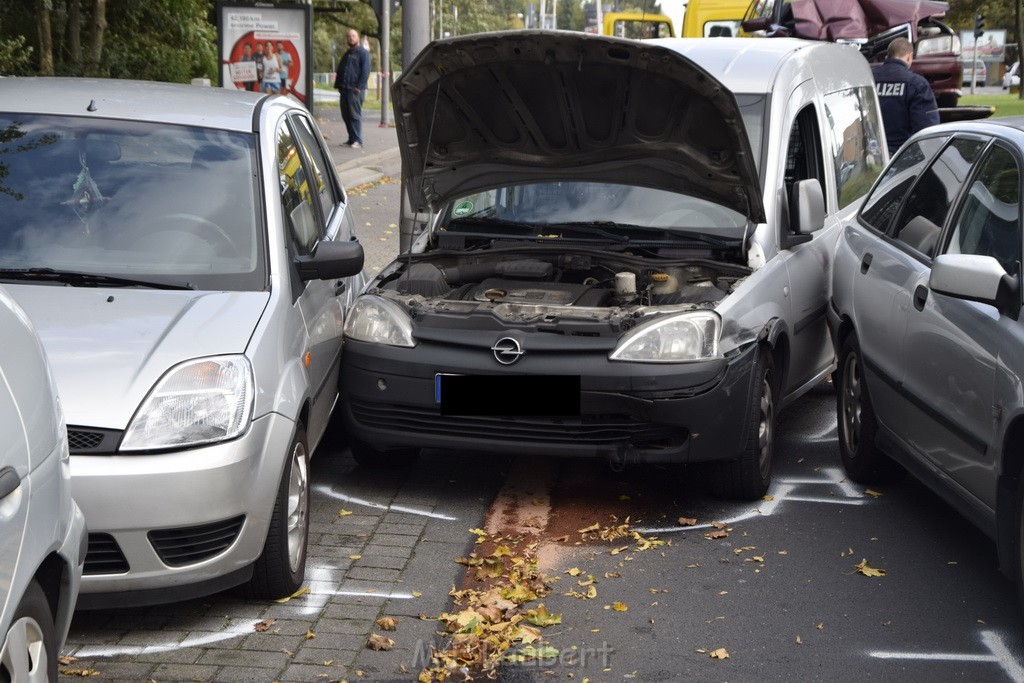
[340,88,366,145]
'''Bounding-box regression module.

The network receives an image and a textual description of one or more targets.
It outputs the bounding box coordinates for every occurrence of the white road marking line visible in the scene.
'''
[636,468,867,534]
[870,630,1024,682]
[313,484,458,520]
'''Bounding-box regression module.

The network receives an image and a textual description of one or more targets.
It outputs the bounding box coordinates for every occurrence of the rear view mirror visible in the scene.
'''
[295,238,364,281]
[741,17,771,32]
[930,254,1020,319]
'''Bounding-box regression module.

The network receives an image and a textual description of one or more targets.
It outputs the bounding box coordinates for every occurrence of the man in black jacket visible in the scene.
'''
[334,28,371,148]
[873,37,939,153]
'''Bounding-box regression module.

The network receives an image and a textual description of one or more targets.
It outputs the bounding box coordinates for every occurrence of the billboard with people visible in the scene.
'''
[217,2,313,109]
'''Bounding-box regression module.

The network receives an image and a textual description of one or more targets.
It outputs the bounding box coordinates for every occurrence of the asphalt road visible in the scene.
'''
[59,178,1024,683]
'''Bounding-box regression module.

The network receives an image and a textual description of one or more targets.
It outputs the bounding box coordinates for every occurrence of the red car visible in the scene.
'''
[742,0,963,107]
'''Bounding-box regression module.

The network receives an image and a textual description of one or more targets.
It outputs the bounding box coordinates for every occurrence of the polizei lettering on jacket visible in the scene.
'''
[877,82,907,97]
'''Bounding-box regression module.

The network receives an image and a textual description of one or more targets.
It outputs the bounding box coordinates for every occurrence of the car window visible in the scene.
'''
[891,138,985,256]
[289,114,341,229]
[945,144,1021,276]
[0,114,264,291]
[823,87,885,209]
[859,136,948,234]
[277,121,321,256]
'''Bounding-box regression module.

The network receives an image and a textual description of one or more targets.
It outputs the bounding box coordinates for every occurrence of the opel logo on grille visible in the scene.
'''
[491,337,525,365]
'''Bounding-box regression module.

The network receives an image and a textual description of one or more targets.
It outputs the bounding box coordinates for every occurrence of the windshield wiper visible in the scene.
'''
[450,217,630,243]
[558,221,741,247]
[0,268,195,290]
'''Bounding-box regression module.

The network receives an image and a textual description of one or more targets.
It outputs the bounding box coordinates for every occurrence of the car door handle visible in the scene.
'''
[914,284,929,311]
[335,280,347,296]
[860,253,873,274]
[0,466,20,500]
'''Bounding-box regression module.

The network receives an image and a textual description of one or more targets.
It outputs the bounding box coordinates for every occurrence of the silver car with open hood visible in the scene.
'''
[339,31,885,499]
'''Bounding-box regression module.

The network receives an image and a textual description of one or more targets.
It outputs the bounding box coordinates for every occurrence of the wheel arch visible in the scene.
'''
[33,552,69,627]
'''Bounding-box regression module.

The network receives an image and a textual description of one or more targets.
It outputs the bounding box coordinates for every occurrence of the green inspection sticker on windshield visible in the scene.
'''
[453,200,474,217]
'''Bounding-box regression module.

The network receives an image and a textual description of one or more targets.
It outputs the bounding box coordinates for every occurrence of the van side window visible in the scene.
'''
[891,138,985,257]
[945,144,1021,276]
[823,87,885,208]
[783,106,826,227]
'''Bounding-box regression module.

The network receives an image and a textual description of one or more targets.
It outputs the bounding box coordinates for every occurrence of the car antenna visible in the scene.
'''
[401,77,443,292]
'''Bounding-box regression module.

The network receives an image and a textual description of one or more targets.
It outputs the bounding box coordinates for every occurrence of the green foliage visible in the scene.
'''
[0,34,33,75]
[103,0,217,81]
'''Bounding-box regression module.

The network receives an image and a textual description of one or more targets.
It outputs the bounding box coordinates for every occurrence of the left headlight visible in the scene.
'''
[120,355,254,451]
[609,311,721,363]
[343,295,416,347]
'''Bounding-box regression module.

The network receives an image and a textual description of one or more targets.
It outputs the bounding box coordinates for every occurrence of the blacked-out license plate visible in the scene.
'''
[435,374,581,417]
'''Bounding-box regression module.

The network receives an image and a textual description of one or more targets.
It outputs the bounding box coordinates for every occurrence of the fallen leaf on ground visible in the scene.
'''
[349,554,362,560]
[577,523,601,533]
[339,508,354,516]
[566,567,584,577]
[865,489,884,498]
[60,669,100,678]
[611,602,628,612]
[273,586,310,603]
[709,648,730,659]
[253,618,276,632]
[376,616,398,631]
[854,559,886,577]
[305,629,315,640]
[58,656,76,665]
[412,591,422,597]
[678,517,697,526]
[368,633,395,651]
[524,604,562,627]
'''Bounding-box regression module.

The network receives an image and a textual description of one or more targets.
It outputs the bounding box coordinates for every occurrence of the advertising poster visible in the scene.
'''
[960,29,1007,62]
[217,2,313,110]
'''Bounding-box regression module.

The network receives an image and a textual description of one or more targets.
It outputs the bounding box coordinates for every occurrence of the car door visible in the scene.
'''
[0,325,32,615]
[899,140,1018,510]
[845,135,949,420]
[277,113,351,447]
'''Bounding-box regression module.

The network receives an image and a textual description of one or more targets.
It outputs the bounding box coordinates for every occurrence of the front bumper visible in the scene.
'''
[340,338,759,464]
[71,412,294,607]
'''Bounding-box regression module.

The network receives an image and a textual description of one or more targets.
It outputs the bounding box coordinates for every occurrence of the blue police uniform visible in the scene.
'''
[873,58,939,153]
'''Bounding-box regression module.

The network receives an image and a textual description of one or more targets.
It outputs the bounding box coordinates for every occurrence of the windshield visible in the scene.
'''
[440,181,749,238]
[0,114,264,291]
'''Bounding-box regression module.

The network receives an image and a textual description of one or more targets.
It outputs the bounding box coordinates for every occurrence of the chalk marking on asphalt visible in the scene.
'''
[313,484,458,520]
[73,626,250,658]
[637,467,867,534]
[869,630,1024,682]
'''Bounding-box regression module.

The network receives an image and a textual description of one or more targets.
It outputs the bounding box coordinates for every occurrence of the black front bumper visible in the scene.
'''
[339,337,759,465]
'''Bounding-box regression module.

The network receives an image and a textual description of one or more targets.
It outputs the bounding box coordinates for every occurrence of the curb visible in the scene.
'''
[336,146,402,191]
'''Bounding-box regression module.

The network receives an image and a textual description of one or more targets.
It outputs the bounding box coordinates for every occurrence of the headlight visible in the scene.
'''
[343,295,416,347]
[916,34,956,57]
[609,311,721,363]
[120,356,253,451]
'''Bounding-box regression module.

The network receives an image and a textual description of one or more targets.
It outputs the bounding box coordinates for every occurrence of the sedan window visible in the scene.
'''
[891,137,985,256]
[859,136,947,233]
[945,145,1021,276]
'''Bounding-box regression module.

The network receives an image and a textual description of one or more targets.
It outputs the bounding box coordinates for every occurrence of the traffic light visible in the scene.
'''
[974,12,985,39]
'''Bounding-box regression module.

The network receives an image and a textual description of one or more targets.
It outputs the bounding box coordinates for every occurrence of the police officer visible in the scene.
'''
[873,37,939,153]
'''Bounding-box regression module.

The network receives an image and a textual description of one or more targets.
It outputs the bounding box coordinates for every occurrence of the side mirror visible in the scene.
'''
[792,179,825,234]
[295,238,364,281]
[741,16,771,32]
[930,254,1020,320]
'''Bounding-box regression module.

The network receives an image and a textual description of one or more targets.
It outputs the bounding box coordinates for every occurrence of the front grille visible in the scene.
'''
[350,400,682,445]
[67,427,121,454]
[148,516,245,567]
[84,534,130,575]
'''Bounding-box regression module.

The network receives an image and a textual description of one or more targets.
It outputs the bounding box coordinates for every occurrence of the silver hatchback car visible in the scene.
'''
[0,78,364,606]
[829,117,1024,599]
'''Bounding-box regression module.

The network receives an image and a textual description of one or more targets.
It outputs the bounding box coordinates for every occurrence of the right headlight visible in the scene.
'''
[609,311,721,363]
[343,295,416,347]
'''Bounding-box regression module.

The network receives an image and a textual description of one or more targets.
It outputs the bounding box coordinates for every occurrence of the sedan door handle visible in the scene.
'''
[913,284,929,311]
[334,280,347,296]
[0,466,20,500]
[860,253,873,274]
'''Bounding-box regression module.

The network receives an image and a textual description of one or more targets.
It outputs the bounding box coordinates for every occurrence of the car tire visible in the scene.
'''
[0,579,57,683]
[349,439,420,469]
[711,347,775,500]
[247,423,309,600]
[836,335,903,484]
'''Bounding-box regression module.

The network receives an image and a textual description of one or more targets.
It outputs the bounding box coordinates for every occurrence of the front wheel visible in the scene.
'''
[712,348,775,500]
[836,334,903,484]
[0,579,57,683]
[247,424,310,599]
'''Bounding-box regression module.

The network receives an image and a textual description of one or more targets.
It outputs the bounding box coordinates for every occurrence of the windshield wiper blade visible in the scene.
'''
[560,222,739,246]
[0,268,195,290]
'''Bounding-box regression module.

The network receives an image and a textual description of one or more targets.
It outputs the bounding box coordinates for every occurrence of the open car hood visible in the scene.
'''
[392,30,765,223]
[790,0,948,41]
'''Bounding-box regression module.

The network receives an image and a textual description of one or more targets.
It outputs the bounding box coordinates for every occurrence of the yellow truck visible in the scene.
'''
[601,12,675,38]
[682,0,750,37]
